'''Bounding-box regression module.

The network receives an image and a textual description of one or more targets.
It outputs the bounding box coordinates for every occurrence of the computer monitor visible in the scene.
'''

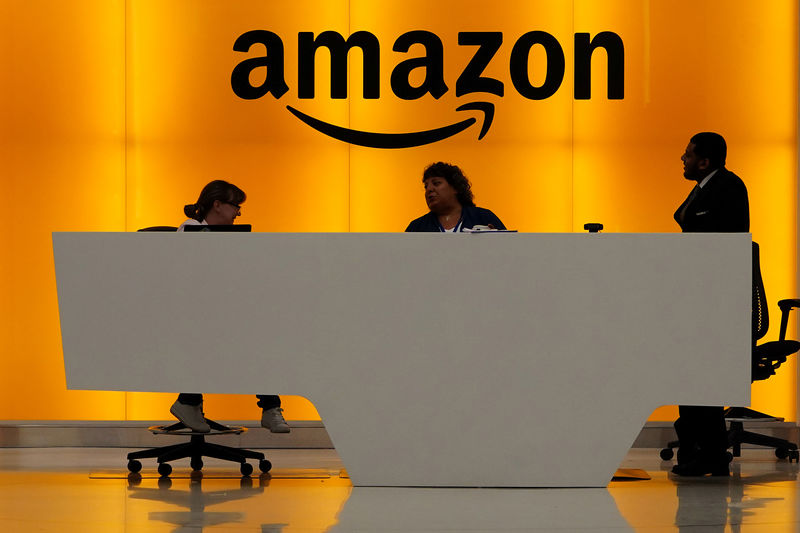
[183,224,252,232]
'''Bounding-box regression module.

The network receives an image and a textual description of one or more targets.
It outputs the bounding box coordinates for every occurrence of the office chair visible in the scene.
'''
[127,226,272,477]
[137,226,179,232]
[660,241,800,463]
[127,421,271,477]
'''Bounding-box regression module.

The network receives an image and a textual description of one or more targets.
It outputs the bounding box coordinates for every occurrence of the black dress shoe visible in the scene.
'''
[671,458,730,477]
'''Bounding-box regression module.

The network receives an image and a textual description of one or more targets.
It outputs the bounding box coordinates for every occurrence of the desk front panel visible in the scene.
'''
[53,232,751,486]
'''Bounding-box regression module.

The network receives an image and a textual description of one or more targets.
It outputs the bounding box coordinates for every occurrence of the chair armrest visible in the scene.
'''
[777,299,800,341]
[778,299,800,311]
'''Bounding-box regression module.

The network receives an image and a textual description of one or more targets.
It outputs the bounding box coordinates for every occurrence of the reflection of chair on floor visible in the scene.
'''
[661,242,800,463]
[127,421,272,477]
[674,464,799,532]
[127,473,272,531]
[127,225,272,477]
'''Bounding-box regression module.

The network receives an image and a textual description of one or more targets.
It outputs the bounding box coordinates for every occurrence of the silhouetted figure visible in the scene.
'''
[671,132,750,477]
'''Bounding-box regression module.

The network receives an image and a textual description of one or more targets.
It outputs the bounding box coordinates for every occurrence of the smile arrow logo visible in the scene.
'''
[286,101,495,149]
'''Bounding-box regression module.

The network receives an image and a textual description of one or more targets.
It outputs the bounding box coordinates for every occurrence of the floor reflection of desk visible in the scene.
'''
[329,487,629,532]
[608,450,800,532]
[54,232,751,487]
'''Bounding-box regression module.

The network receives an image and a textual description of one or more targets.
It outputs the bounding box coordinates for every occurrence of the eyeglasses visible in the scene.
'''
[226,202,242,211]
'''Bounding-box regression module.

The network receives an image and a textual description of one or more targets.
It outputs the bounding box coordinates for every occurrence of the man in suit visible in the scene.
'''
[672,132,750,477]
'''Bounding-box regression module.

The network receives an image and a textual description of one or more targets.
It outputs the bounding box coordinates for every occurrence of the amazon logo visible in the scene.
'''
[231,30,624,149]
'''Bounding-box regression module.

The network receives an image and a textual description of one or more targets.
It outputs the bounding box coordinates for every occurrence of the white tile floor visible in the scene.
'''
[0,447,798,531]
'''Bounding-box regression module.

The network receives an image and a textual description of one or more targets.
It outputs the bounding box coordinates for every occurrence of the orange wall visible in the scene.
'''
[0,1,796,422]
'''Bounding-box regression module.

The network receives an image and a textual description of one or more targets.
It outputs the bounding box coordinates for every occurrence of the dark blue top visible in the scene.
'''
[405,206,506,232]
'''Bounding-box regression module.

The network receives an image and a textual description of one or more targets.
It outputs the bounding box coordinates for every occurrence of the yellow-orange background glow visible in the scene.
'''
[0,1,796,423]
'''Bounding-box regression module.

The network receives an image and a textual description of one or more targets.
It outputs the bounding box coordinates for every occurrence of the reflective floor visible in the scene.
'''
[0,447,798,531]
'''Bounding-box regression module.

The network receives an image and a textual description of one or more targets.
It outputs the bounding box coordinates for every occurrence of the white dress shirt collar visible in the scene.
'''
[697,168,719,189]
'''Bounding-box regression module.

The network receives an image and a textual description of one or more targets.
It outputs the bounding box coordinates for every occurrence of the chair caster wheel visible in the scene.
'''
[191,458,204,471]
[791,450,800,463]
[725,452,734,463]
[259,459,272,473]
[659,448,674,461]
[127,460,142,473]
[240,462,254,477]
[776,448,790,460]
[158,462,173,477]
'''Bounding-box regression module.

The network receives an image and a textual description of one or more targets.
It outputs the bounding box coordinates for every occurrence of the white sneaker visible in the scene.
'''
[170,400,211,433]
[261,407,290,433]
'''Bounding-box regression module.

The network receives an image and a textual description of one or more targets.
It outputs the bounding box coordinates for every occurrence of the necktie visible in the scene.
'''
[678,185,700,224]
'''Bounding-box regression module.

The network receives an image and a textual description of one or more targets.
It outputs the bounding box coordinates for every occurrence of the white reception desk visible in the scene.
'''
[53,232,751,487]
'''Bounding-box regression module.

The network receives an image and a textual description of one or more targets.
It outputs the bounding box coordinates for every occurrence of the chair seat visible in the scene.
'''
[149,424,247,436]
[755,340,800,360]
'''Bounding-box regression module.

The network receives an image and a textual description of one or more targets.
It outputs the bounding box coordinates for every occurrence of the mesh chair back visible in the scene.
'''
[753,241,768,344]
[137,226,178,232]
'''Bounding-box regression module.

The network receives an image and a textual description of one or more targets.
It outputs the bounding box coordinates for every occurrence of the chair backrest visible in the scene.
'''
[753,241,768,344]
[137,226,178,232]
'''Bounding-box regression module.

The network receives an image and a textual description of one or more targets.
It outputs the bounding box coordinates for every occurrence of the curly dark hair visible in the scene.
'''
[184,180,246,221]
[422,162,475,207]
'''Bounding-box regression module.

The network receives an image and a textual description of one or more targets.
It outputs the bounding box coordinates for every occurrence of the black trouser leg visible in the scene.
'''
[177,393,203,406]
[256,395,281,410]
[674,412,697,464]
[696,406,728,458]
[677,405,727,463]
[179,393,279,409]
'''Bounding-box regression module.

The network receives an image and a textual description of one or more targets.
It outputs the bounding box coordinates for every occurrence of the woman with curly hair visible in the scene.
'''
[405,162,505,232]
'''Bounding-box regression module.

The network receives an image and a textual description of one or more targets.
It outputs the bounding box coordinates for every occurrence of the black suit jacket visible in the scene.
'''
[673,168,750,233]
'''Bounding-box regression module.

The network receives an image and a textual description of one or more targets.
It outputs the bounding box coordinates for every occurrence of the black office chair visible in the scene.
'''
[137,226,179,232]
[661,241,800,463]
[127,226,272,477]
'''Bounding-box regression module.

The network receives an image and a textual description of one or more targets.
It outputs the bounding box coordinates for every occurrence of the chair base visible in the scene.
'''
[660,410,800,463]
[126,419,272,477]
[726,420,799,461]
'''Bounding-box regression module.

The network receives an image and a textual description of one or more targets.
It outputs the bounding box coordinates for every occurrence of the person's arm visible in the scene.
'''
[480,208,507,230]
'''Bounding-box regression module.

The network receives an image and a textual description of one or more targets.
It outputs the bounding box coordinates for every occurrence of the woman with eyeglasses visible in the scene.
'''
[172,180,290,434]
[178,179,245,231]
